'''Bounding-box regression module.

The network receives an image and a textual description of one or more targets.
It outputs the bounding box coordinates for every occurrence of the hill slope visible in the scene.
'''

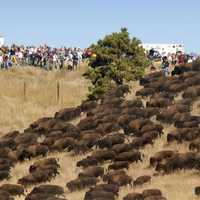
[0,65,89,133]
[0,66,200,200]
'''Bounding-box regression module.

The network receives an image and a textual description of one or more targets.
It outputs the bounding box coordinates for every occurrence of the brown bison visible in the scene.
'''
[66,177,98,192]
[97,134,125,149]
[103,170,126,182]
[25,193,65,200]
[142,189,162,198]
[183,86,200,98]
[108,161,129,171]
[76,156,99,168]
[80,100,97,112]
[0,184,24,196]
[189,139,200,151]
[150,150,177,166]
[133,175,151,186]
[78,166,104,178]
[107,174,132,187]
[77,117,98,131]
[121,99,144,108]
[29,184,64,196]
[146,98,171,108]
[123,192,144,200]
[90,184,119,196]
[140,124,163,135]
[27,144,49,158]
[51,137,76,152]
[195,186,200,196]
[95,122,121,134]
[84,190,115,200]
[115,150,142,163]
[144,196,167,200]
[136,88,156,97]
[129,119,151,131]
[91,150,116,162]
[54,107,81,121]
[0,190,14,200]
[111,143,133,154]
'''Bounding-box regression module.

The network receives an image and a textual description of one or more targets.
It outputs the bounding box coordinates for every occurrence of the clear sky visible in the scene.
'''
[0,0,199,52]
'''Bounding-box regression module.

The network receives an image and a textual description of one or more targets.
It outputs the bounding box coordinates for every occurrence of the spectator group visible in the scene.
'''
[0,45,93,70]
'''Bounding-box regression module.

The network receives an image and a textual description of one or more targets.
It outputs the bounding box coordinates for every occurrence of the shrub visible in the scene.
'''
[84,28,149,99]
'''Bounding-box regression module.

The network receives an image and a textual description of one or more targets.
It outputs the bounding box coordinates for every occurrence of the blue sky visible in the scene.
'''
[0,0,199,52]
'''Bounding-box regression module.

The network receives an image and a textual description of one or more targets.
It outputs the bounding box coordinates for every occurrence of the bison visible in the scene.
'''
[91,150,116,162]
[78,166,104,178]
[111,143,133,154]
[123,192,144,200]
[133,175,151,186]
[66,177,98,192]
[142,189,162,198]
[29,185,64,196]
[84,190,115,200]
[115,150,142,163]
[107,174,132,187]
[108,161,129,171]
[96,134,125,149]
[77,156,99,168]
[90,184,119,196]
[0,184,24,196]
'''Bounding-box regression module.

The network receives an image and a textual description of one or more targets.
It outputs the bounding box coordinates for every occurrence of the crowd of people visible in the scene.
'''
[0,45,94,70]
[148,49,198,76]
[0,44,198,77]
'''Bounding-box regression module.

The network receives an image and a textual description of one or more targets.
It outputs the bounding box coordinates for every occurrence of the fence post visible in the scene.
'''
[23,81,26,101]
[57,81,60,103]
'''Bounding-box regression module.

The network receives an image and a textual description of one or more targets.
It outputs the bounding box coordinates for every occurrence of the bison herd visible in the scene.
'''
[1,63,200,199]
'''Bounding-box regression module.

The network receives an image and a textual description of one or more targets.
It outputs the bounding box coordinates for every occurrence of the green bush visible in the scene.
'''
[84,28,149,99]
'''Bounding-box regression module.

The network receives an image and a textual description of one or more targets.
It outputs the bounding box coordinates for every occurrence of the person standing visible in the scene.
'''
[178,52,185,65]
[0,53,3,68]
[72,51,79,70]
[59,53,65,70]
[187,56,193,63]
[171,53,177,66]
[162,56,170,76]
[53,53,58,70]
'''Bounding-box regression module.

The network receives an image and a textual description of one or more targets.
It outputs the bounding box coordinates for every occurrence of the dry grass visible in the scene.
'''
[0,65,89,133]
[1,66,200,200]
[0,64,90,199]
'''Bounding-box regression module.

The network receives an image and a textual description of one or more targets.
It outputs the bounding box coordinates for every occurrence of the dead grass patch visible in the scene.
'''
[0,65,89,133]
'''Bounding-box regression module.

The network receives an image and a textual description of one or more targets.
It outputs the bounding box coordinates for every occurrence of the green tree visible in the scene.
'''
[84,28,149,100]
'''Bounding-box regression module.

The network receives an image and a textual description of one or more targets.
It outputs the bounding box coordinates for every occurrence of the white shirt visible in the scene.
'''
[53,54,58,62]
[17,52,23,59]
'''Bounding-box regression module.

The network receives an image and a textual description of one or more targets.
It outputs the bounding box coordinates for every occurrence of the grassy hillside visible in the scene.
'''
[0,65,89,133]
[1,64,200,200]
[6,79,200,200]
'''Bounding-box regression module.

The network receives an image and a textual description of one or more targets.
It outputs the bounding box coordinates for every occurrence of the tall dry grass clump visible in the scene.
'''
[0,64,89,133]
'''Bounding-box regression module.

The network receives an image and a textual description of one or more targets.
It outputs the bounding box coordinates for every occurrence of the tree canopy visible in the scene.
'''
[84,28,149,100]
